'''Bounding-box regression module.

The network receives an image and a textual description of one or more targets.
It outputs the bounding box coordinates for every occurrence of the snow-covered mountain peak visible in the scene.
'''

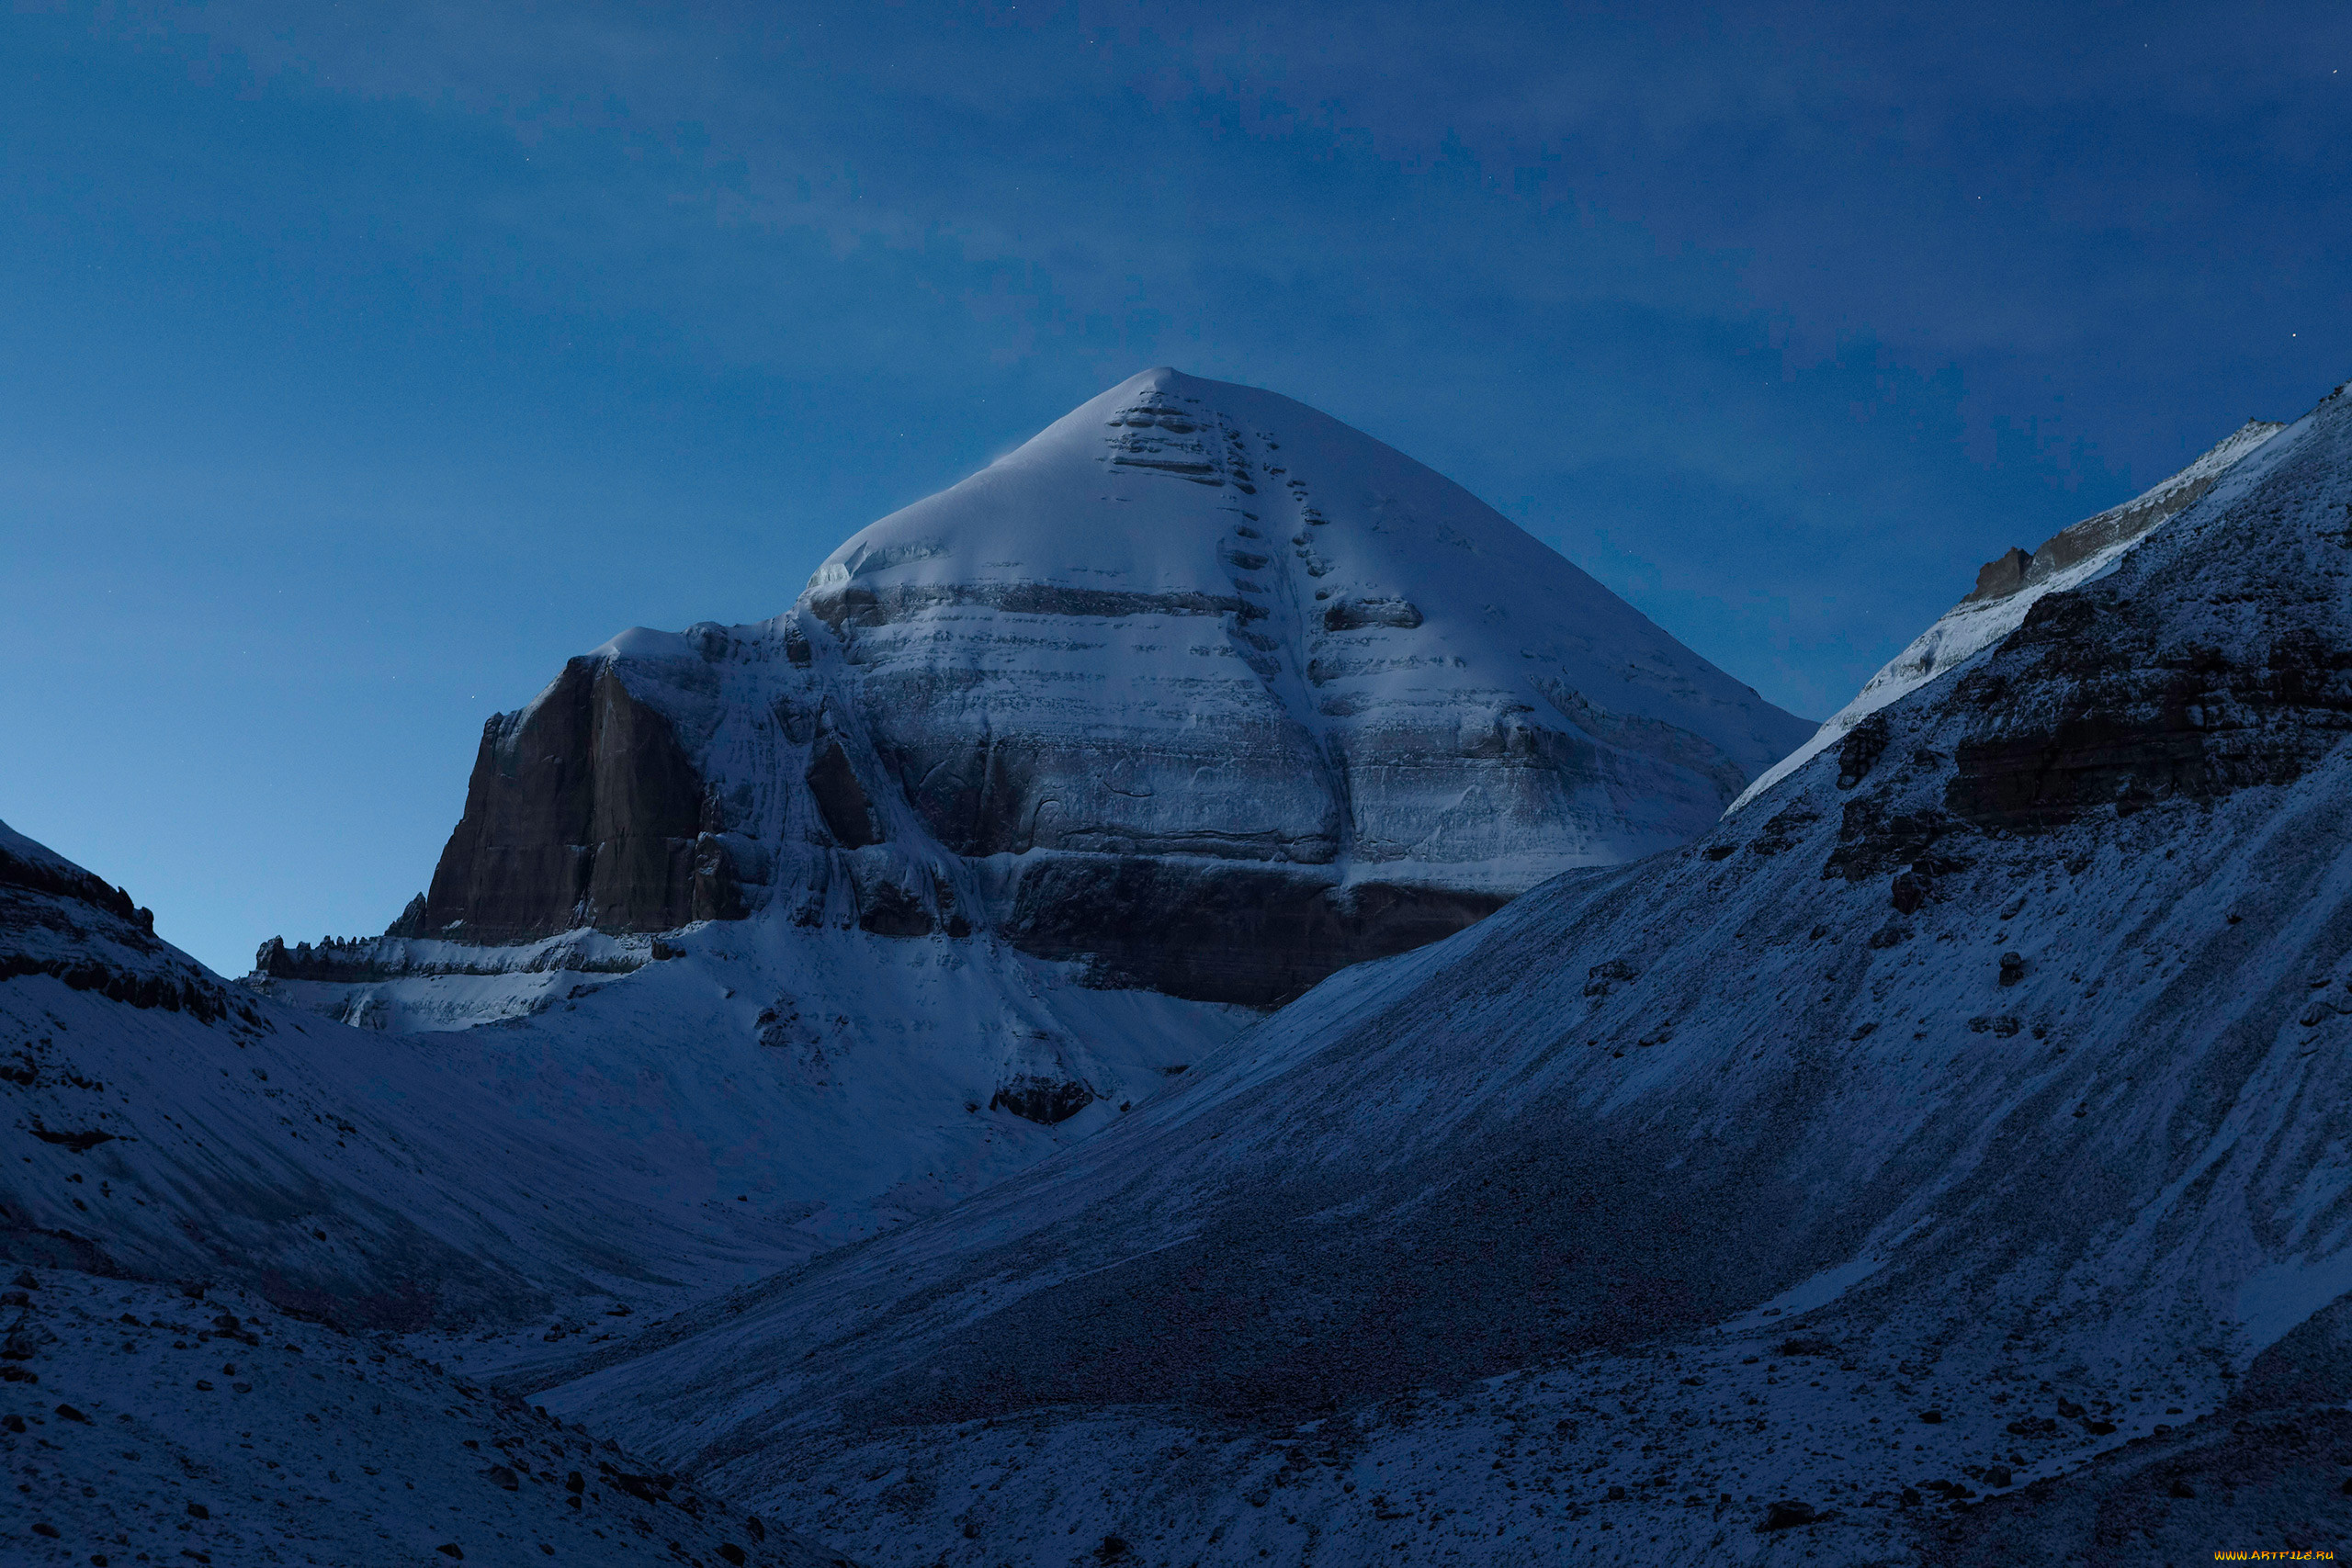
[220,370,1817,1326]
[813,364,1512,596]
[281,367,1811,1024]
[803,367,1810,817]
[209,373,1820,1366]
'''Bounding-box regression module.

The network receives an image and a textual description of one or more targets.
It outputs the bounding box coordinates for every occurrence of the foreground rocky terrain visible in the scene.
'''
[0,1268,847,1568]
[531,380,2352,1562]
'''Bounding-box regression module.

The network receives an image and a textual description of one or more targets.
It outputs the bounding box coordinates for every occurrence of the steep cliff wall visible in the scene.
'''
[418,656,728,942]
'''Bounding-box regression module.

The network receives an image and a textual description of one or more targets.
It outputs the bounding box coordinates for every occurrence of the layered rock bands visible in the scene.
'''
[273,369,1815,1006]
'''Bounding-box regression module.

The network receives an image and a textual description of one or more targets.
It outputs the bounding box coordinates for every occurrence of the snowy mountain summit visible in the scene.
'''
[268,367,1812,1010]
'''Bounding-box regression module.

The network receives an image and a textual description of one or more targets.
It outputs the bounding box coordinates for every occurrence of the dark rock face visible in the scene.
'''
[1945,604,2352,832]
[0,838,153,936]
[989,1075,1096,1124]
[421,658,720,942]
[1962,547,2032,604]
[871,730,1047,860]
[383,893,427,938]
[1005,855,1508,1007]
[1890,870,1927,914]
[1835,712,1891,790]
[803,737,883,849]
[0,953,232,1021]
[850,874,933,938]
[1,828,232,1022]
[1321,596,1424,631]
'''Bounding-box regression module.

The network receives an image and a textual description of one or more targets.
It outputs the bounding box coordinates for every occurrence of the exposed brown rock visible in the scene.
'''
[1005,855,1506,1007]
[1962,547,2032,604]
[421,658,714,942]
[2024,466,2233,585]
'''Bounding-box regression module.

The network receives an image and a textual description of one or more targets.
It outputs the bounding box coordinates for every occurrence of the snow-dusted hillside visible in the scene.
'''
[0,1268,850,1568]
[535,384,2352,1563]
[1733,415,2286,812]
[3,818,784,1324]
[271,367,1810,1026]
[2,818,1242,1336]
[0,823,876,1562]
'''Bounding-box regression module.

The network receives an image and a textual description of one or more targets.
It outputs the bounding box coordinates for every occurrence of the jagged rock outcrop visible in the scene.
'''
[988,1074,1096,1125]
[252,928,648,984]
[419,654,729,942]
[1,821,235,1023]
[1963,544,2032,602]
[1962,418,2286,607]
[283,368,1813,1009]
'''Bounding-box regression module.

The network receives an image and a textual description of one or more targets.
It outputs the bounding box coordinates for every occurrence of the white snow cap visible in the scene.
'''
[804,365,1811,786]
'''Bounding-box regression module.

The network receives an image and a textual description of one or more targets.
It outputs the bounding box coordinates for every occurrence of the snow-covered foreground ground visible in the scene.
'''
[0,1267,847,1567]
[720,1322,2337,1565]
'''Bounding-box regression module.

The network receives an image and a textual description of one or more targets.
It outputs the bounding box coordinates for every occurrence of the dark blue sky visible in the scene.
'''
[6,0,2348,975]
